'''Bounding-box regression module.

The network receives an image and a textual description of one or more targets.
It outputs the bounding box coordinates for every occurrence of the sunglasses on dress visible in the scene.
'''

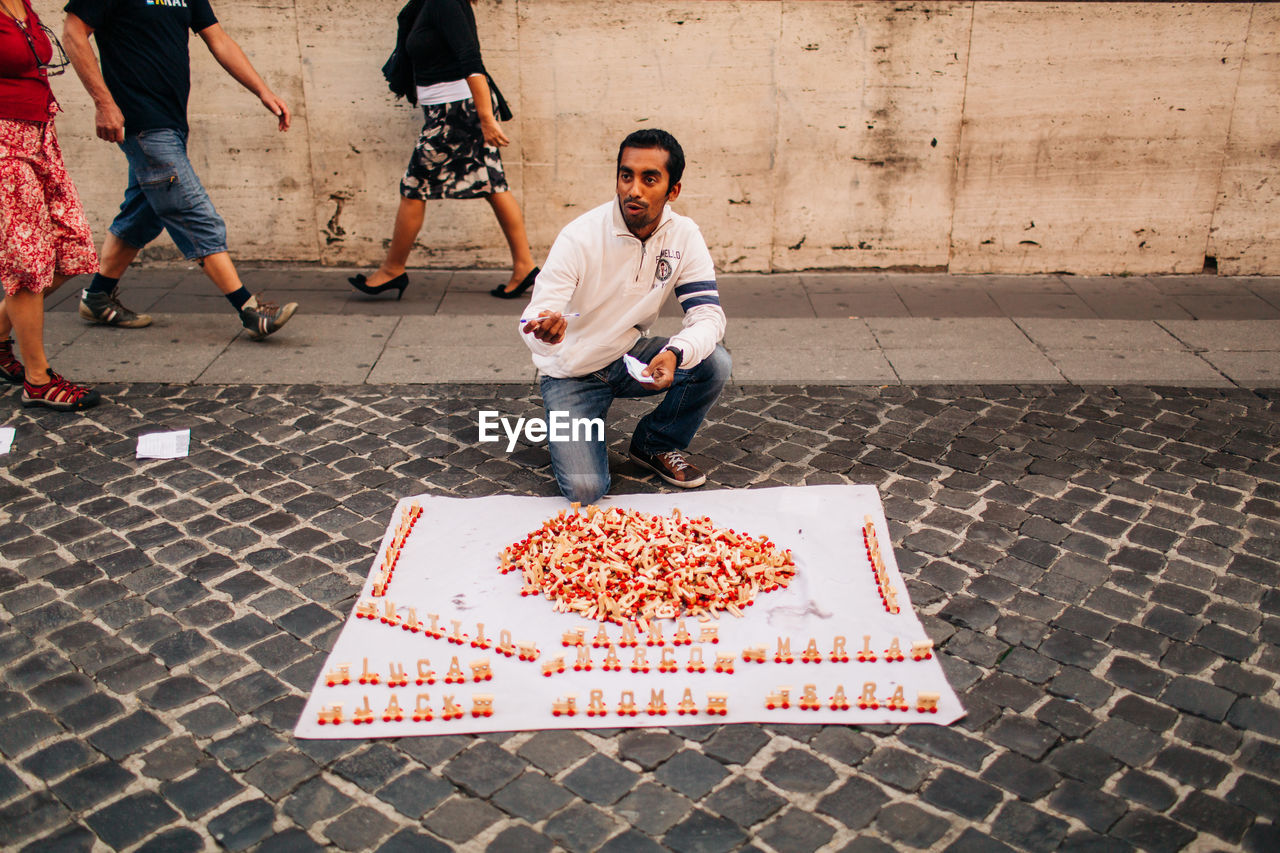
[15,19,69,76]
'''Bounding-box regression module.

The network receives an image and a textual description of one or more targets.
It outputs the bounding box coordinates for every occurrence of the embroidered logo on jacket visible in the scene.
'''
[654,249,682,289]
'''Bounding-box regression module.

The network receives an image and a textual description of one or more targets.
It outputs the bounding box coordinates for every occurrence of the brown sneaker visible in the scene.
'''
[239,294,297,340]
[79,287,153,328]
[628,447,707,489]
[0,338,22,385]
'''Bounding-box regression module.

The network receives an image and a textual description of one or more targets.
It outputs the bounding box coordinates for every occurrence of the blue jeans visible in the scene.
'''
[110,128,228,259]
[538,336,732,504]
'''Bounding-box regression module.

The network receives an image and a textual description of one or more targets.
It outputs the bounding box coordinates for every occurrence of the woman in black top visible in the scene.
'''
[350,0,537,300]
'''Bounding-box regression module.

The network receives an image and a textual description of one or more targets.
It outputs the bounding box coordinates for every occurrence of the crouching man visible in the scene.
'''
[521,129,730,504]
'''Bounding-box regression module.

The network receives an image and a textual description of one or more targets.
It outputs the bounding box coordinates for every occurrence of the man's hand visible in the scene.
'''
[198,24,289,131]
[95,101,125,142]
[521,310,568,344]
[260,91,290,131]
[643,349,678,390]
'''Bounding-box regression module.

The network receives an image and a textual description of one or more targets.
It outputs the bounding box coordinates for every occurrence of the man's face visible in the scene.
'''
[617,146,681,240]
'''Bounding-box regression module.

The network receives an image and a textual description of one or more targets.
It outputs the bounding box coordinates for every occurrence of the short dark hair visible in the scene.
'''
[617,129,685,188]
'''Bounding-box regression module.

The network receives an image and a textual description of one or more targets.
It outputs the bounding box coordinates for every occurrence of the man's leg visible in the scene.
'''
[120,130,294,337]
[538,374,616,504]
[199,251,246,296]
[629,341,733,455]
[202,248,295,338]
[98,231,141,278]
[80,164,159,327]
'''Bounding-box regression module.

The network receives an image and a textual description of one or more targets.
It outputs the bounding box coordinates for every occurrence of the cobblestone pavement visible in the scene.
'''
[1,382,1278,852]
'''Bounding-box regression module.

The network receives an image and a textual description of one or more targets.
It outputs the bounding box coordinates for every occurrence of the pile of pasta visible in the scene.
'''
[498,504,796,627]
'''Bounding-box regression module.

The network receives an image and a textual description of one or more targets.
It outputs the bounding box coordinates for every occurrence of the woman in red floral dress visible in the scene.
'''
[0,0,100,409]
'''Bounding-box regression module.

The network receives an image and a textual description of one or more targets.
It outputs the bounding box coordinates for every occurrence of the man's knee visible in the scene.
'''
[559,472,610,505]
[700,344,732,385]
[107,222,159,252]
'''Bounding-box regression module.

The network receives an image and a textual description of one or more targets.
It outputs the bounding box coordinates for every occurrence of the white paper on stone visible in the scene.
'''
[0,426,13,455]
[136,429,190,459]
[294,485,963,738]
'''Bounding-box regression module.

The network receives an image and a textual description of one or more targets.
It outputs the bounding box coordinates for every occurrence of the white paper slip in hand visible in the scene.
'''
[137,429,191,459]
[0,426,14,455]
[623,353,657,384]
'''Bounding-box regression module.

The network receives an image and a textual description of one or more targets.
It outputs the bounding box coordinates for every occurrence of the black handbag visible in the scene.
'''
[384,0,427,105]
[382,46,416,104]
[487,73,513,122]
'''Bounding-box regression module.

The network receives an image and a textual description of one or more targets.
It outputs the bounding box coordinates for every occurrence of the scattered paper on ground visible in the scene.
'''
[295,485,963,737]
[136,429,190,459]
[0,426,13,455]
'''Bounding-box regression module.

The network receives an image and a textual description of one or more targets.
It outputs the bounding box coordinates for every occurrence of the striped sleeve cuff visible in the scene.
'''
[674,279,720,313]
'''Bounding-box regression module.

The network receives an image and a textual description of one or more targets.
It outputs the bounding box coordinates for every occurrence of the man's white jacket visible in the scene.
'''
[521,200,726,379]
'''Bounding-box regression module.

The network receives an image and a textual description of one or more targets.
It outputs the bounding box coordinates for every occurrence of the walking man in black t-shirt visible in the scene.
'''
[63,0,297,338]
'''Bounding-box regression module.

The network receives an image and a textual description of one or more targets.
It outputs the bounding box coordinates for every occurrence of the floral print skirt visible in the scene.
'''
[0,118,98,295]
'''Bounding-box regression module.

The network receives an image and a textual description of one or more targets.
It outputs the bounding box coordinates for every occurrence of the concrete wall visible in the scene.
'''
[43,1,1279,275]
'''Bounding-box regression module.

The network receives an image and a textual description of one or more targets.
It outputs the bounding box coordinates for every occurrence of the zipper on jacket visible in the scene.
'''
[620,214,670,283]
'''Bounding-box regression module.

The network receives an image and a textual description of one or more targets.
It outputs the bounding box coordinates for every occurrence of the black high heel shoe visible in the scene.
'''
[349,272,409,300]
[490,266,539,299]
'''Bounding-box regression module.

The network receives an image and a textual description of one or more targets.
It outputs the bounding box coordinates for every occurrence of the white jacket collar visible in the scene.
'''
[611,197,676,240]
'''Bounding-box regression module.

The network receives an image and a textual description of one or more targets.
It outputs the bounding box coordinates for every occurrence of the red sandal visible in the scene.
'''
[0,338,23,385]
[22,370,101,411]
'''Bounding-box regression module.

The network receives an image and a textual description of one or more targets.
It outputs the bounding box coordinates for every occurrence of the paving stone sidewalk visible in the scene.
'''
[34,268,1280,386]
[1,383,1278,852]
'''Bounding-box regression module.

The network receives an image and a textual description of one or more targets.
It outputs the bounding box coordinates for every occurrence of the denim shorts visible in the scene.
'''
[110,128,228,260]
